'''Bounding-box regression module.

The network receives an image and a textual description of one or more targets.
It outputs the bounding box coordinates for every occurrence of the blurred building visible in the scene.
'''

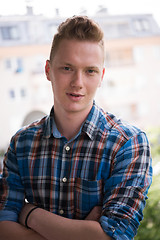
[0,7,160,151]
[95,12,160,129]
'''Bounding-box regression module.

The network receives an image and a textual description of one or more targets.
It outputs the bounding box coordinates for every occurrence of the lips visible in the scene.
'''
[69,93,83,97]
[66,92,84,101]
[67,92,84,97]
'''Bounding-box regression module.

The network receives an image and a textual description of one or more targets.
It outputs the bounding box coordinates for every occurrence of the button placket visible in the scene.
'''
[111,226,115,233]
[58,144,71,217]
[62,177,67,183]
[65,145,70,152]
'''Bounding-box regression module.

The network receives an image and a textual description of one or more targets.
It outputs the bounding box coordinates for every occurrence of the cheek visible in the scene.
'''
[87,81,100,95]
[51,80,65,97]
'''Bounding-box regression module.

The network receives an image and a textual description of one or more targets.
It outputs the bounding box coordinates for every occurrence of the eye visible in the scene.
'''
[88,69,94,73]
[63,66,72,71]
[87,69,98,75]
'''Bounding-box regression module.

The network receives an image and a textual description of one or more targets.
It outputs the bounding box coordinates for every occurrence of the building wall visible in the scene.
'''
[0,44,53,150]
[96,36,160,129]
[0,13,160,152]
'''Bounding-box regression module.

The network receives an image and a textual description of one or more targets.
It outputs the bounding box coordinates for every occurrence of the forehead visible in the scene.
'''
[52,39,104,66]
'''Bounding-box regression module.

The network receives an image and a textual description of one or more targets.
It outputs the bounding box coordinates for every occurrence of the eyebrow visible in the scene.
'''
[86,66,100,69]
[64,62,100,68]
[60,61,101,71]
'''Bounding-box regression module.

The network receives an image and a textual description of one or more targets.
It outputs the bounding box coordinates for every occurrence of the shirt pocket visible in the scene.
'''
[74,178,103,219]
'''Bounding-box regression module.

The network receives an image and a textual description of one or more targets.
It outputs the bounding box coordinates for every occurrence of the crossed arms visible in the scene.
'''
[0,128,152,240]
[0,205,111,240]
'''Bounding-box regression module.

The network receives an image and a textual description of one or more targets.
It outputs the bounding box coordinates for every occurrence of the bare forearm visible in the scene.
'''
[28,208,111,240]
[0,221,46,240]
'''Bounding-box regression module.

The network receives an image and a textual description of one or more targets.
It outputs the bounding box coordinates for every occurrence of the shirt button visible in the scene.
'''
[111,227,115,232]
[59,209,64,215]
[62,177,67,183]
[65,146,70,151]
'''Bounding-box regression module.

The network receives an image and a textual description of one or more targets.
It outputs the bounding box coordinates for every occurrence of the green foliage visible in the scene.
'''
[147,127,160,163]
[135,175,160,240]
[135,127,160,240]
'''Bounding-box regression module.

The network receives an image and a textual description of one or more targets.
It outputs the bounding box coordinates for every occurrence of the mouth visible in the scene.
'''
[66,92,84,100]
[69,93,83,97]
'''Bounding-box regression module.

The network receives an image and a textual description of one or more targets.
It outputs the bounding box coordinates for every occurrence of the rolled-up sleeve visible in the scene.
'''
[100,132,152,239]
[0,210,18,222]
[0,137,25,222]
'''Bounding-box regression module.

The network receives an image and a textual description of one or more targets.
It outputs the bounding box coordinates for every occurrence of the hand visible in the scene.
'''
[85,206,102,222]
[19,203,36,227]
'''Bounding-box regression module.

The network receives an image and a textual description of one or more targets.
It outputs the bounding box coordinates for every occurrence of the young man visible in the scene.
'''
[0,16,152,240]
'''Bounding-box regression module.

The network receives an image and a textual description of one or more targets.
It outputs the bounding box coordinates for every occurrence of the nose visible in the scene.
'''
[70,70,83,89]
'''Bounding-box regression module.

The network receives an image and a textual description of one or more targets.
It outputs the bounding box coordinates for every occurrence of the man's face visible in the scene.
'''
[45,39,105,117]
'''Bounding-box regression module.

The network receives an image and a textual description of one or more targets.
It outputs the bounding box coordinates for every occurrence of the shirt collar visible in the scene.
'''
[82,102,101,140]
[52,117,62,138]
[43,107,54,138]
[43,102,101,140]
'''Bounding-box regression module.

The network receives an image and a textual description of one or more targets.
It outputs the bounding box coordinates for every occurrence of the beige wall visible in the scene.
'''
[0,44,52,150]
[0,36,160,151]
[96,36,160,129]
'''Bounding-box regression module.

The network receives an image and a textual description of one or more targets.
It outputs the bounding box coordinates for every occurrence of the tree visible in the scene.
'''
[135,128,160,240]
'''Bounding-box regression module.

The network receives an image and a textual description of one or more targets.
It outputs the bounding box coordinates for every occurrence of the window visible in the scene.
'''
[134,19,150,32]
[1,26,20,40]
[5,58,24,73]
[20,88,26,98]
[9,90,15,99]
[15,58,23,73]
[5,59,12,69]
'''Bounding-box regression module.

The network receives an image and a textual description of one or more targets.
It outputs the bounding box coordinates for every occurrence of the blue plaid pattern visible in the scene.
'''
[0,102,152,239]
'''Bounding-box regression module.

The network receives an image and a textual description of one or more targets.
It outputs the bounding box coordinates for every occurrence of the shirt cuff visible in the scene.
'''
[0,210,18,222]
[100,215,135,240]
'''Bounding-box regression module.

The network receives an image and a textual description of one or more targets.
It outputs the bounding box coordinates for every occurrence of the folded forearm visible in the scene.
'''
[0,221,46,240]
[28,208,111,240]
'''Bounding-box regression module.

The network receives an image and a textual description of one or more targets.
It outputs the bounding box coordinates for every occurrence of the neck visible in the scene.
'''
[54,106,92,141]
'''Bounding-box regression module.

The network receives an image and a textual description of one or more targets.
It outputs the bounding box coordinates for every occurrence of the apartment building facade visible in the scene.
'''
[0,9,160,151]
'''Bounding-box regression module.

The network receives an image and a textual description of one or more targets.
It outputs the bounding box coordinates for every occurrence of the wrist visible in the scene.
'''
[25,206,39,229]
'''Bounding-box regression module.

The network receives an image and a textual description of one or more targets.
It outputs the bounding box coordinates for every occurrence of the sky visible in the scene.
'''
[0,0,160,26]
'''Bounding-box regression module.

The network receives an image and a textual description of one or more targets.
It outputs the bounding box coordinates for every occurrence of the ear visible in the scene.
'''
[98,67,105,87]
[45,60,51,81]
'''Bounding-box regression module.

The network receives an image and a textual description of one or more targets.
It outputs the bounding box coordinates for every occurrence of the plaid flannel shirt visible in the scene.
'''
[0,102,152,239]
